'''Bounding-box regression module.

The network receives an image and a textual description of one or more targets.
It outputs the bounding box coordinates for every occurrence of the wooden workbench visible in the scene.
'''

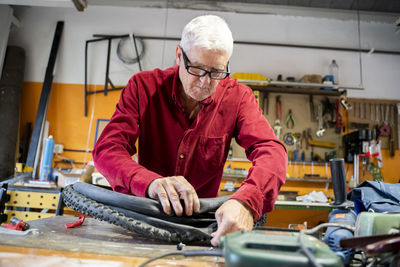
[0,216,223,266]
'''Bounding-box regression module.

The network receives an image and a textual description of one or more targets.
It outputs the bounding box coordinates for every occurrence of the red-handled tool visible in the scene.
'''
[65,216,85,228]
[2,217,30,231]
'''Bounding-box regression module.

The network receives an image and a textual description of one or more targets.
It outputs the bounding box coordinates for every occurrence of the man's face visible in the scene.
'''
[176,45,229,102]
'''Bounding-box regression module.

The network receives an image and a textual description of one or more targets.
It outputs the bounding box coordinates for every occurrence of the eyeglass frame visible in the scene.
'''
[180,46,230,80]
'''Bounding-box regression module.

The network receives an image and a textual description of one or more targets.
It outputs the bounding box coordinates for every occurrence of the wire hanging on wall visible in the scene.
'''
[116,34,144,71]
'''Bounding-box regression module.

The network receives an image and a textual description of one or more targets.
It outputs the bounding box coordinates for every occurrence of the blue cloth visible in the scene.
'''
[348,181,400,214]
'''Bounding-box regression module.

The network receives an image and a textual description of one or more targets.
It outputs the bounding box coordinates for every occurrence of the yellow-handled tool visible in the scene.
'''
[308,140,336,148]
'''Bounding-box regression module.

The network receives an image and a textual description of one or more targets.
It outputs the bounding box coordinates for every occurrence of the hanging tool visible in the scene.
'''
[389,104,395,157]
[306,128,312,150]
[293,133,301,149]
[285,109,295,129]
[309,95,315,122]
[273,96,282,139]
[316,103,325,137]
[375,104,379,123]
[293,133,301,161]
[335,98,343,134]
[322,97,335,127]
[379,104,390,137]
[300,151,305,161]
[340,95,351,110]
[300,130,306,149]
[370,103,373,121]
[263,92,269,116]
[283,132,294,146]
[364,102,368,120]
[308,140,337,149]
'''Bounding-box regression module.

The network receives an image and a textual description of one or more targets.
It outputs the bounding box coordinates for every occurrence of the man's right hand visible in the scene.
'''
[147,176,200,217]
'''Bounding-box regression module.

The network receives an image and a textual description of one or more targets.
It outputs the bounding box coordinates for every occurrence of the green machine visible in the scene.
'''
[220,229,343,267]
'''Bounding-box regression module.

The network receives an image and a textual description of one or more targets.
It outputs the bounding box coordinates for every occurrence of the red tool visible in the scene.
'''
[275,96,282,122]
[2,217,30,231]
[65,216,85,228]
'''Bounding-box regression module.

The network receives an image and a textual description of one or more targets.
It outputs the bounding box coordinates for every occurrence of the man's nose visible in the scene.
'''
[199,73,211,85]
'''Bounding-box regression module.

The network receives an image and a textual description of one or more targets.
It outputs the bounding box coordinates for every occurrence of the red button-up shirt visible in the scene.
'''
[92,66,287,220]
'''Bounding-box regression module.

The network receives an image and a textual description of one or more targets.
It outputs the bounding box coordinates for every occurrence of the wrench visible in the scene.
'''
[273,120,282,140]
[316,103,325,137]
[370,103,373,121]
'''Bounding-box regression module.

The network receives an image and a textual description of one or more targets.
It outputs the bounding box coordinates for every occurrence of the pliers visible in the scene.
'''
[285,109,295,128]
[275,96,282,122]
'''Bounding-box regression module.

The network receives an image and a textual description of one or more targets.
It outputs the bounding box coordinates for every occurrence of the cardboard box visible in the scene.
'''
[53,169,82,188]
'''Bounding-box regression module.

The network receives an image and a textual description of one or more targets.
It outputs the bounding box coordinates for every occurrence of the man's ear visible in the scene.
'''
[175,45,182,66]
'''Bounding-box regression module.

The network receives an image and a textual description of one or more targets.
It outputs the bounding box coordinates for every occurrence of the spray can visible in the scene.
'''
[39,135,55,181]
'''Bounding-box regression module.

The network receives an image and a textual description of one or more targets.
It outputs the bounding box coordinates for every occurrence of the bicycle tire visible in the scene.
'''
[62,184,211,243]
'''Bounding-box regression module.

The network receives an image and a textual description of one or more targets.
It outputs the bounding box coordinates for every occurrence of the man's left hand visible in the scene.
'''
[210,199,254,246]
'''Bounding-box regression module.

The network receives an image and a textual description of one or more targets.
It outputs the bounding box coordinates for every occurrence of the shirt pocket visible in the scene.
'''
[197,135,229,173]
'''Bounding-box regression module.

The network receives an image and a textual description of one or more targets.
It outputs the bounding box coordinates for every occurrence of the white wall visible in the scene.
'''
[6,5,400,99]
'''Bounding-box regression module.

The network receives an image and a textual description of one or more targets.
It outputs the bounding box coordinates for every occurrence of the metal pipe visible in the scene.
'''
[104,38,112,96]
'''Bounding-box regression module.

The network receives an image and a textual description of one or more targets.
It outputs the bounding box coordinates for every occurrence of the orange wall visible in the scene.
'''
[20,82,121,165]
[20,82,400,227]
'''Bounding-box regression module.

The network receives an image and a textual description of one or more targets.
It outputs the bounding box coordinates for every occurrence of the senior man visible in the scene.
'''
[92,15,287,246]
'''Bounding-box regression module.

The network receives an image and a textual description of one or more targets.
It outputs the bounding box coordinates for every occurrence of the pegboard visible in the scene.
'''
[231,92,343,162]
[347,98,399,150]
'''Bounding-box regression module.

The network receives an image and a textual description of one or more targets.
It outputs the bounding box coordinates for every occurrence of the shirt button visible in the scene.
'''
[179,153,185,159]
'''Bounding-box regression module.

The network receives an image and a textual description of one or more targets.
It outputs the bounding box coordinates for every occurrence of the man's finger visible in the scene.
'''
[210,219,230,247]
[157,187,172,215]
[210,210,228,246]
[177,185,198,216]
[163,180,183,216]
[180,189,194,216]
[174,176,199,216]
[193,193,200,213]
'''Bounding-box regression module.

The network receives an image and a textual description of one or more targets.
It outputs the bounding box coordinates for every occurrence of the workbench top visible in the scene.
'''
[0,216,222,266]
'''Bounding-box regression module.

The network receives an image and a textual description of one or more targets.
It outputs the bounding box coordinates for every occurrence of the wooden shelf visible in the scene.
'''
[249,85,342,96]
[286,177,331,183]
[237,79,344,96]
[222,174,332,183]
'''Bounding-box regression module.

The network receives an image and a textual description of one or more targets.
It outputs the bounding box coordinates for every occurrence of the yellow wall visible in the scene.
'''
[20,82,400,227]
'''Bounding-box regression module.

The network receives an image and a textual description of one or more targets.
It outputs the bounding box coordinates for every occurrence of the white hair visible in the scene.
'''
[180,15,233,59]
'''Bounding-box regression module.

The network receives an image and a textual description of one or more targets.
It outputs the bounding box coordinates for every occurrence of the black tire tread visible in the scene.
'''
[62,184,196,242]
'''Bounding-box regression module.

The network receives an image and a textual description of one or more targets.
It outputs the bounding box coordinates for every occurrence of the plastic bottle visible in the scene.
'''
[328,59,339,85]
[39,135,55,181]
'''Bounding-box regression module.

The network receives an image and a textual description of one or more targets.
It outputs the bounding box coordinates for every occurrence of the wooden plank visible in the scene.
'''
[0,216,222,265]
[0,245,219,266]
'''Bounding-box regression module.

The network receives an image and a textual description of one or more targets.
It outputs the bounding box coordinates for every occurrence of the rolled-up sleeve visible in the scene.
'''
[229,86,288,221]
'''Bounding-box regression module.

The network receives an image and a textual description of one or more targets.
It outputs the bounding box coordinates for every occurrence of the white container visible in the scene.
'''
[328,59,339,85]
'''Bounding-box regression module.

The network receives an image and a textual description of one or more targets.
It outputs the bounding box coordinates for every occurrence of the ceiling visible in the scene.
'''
[1,0,400,22]
[219,0,400,13]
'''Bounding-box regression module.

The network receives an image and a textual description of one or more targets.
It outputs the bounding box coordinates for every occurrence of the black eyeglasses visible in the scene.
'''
[180,47,230,80]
